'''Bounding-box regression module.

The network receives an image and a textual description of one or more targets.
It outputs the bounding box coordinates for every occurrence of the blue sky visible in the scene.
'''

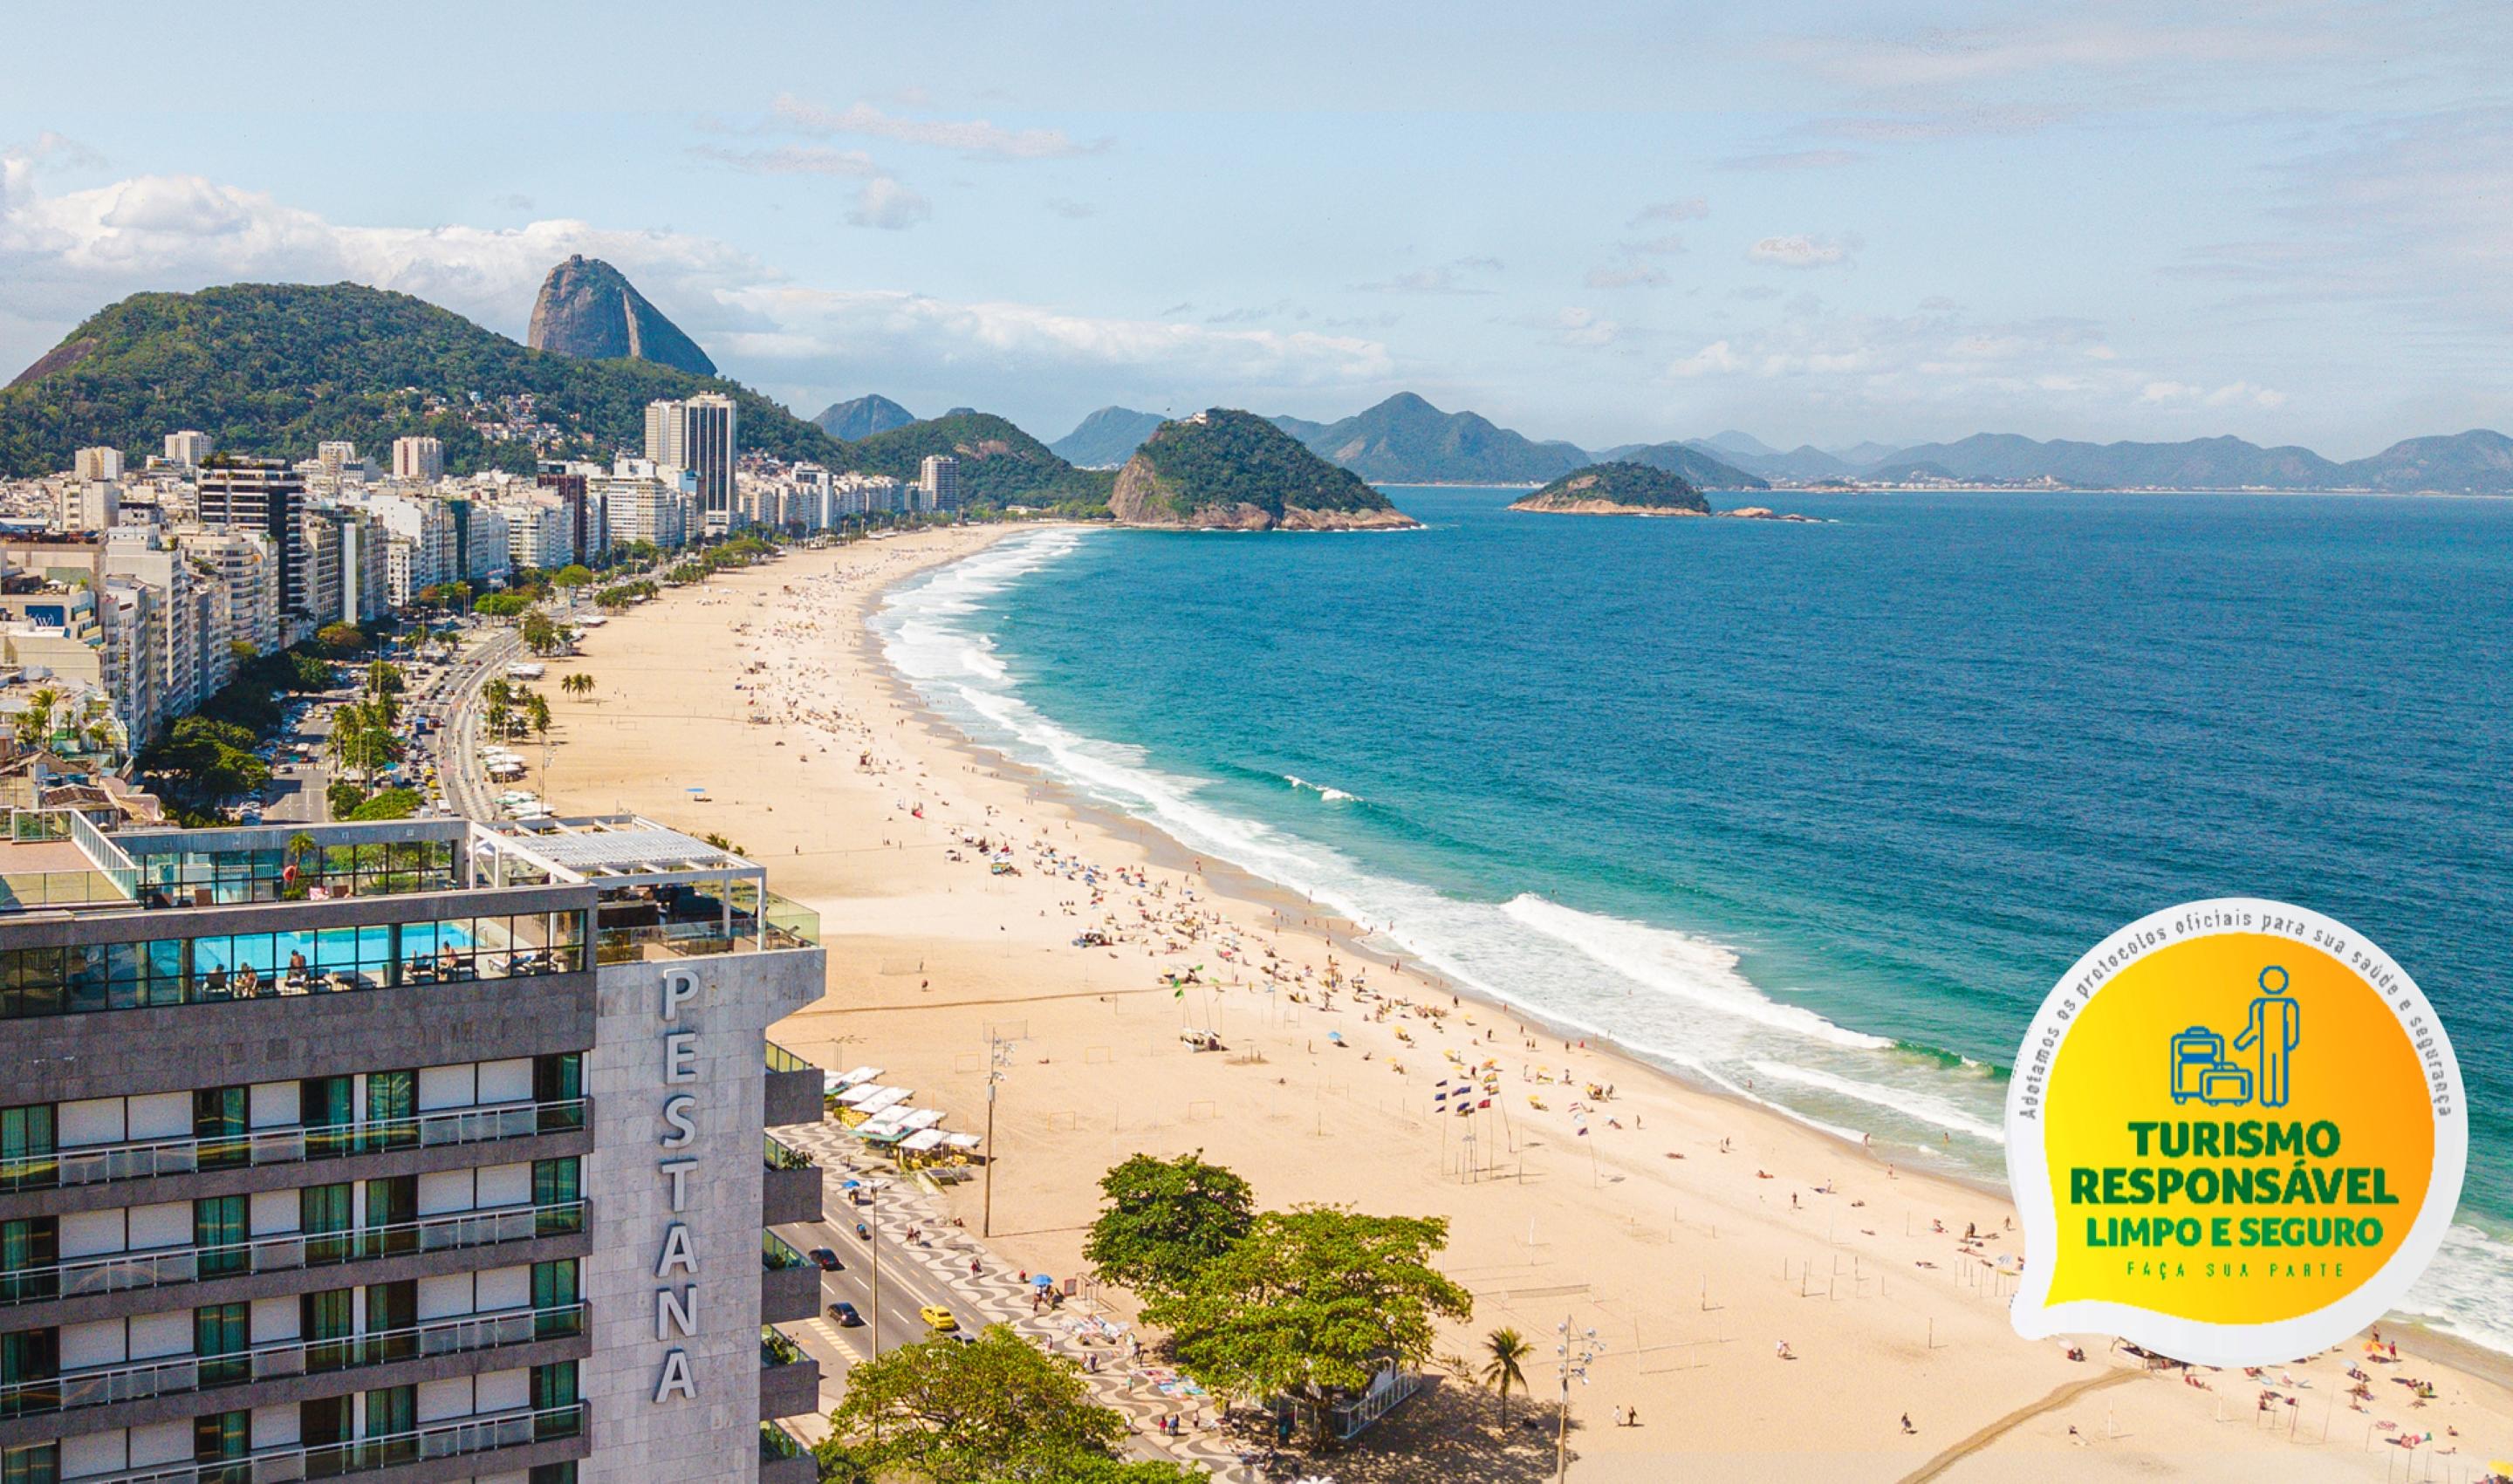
[3,0,2507,457]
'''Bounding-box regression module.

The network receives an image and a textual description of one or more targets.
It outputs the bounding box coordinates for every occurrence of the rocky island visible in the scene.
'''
[1510,462,1816,520]
[1111,408,1420,530]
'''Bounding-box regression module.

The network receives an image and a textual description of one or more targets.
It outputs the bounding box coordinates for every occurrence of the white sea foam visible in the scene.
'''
[873,528,2513,1357]
[1285,775,1360,803]
[1746,1060,2007,1144]
[1504,895,1893,1051]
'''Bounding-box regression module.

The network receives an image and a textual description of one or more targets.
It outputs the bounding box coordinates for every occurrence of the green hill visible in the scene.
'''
[1111,409,1417,530]
[837,410,1113,509]
[1510,462,1711,515]
[0,282,840,477]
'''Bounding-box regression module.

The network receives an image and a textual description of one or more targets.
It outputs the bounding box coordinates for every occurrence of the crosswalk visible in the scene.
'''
[772,1118,1260,1479]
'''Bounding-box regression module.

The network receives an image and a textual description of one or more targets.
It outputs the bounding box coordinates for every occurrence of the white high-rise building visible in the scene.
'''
[647,396,738,534]
[918,454,959,512]
[73,447,125,482]
[644,400,686,468]
[163,429,212,467]
[392,434,446,482]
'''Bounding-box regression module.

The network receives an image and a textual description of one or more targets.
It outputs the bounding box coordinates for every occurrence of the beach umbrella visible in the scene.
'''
[1032,1274,1054,1288]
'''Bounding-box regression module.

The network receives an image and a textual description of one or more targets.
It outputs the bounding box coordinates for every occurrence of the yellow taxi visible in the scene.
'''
[919,1305,958,1332]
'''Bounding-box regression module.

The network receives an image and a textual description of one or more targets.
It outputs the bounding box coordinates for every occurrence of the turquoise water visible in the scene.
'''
[872,487,2513,1351]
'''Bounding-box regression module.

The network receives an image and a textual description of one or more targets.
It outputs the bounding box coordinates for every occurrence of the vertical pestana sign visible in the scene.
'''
[2007,899,2466,1366]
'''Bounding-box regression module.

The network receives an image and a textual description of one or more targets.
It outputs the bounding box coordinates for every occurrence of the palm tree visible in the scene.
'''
[16,686,60,752]
[1481,1327,1531,1427]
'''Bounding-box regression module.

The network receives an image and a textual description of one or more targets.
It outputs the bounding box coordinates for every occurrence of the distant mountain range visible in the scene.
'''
[1051,407,1170,468]
[812,393,917,441]
[1051,393,1769,489]
[0,279,835,477]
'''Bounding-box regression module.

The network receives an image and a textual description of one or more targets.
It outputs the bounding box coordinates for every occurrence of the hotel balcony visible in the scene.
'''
[758,1231,819,1326]
[757,1327,820,1423]
[763,1041,824,1129]
[762,1134,822,1228]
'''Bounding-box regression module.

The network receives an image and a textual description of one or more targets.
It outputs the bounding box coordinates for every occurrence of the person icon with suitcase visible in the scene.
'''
[2232,965,2299,1108]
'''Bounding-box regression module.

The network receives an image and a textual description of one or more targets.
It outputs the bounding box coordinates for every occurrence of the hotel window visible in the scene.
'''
[301,1075,353,1158]
[0,1220,58,1305]
[530,1360,579,1437]
[527,1466,577,1484]
[0,1106,52,1193]
[531,1259,579,1338]
[300,1183,352,1266]
[0,1328,58,1403]
[194,1196,248,1277]
[300,1288,353,1371]
[364,1178,416,1256]
[532,1052,583,1132]
[191,1409,249,1484]
[364,1384,415,1446]
[532,1159,579,1235]
[365,1070,416,1150]
[299,1393,350,1451]
[195,1302,249,1388]
[365,1281,416,1364]
[193,1086,248,1170]
[0,1443,57,1484]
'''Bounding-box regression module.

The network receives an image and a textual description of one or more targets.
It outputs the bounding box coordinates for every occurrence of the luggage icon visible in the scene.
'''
[2168,1025,2254,1107]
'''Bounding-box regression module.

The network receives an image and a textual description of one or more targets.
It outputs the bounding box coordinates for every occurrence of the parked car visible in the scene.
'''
[827,1302,863,1327]
[808,1248,842,1272]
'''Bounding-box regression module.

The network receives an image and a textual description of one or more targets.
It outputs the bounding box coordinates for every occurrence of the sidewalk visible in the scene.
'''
[777,1118,1264,1479]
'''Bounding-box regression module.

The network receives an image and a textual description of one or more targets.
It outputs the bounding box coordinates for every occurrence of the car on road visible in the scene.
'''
[853,1221,871,1242]
[826,1302,862,1327]
[918,1305,957,1333]
[808,1248,842,1271]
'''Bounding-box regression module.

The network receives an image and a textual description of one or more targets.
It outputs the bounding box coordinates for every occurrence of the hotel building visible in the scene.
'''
[0,813,829,1484]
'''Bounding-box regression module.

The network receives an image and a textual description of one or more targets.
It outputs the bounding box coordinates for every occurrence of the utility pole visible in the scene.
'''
[1554,1315,1601,1483]
[867,1175,880,1357]
[982,1031,1011,1238]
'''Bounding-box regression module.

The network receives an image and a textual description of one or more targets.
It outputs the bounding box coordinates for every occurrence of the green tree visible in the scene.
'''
[818,1325,1133,1484]
[346,787,420,821]
[1143,1206,1473,1451]
[315,622,365,656]
[551,563,594,592]
[1480,1327,1531,1426]
[473,592,530,620]
[364,660,404,699]
[1083,1151,1256,1301]
[136,715,270,808]
[13,686,59,751]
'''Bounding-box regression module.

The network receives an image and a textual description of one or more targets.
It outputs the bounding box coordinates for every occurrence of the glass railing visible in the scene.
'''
[84,1402,585,1483]
[0,1200,585,1308]
[762,1420,809,1462]
[593,890,821,965]
[761,1229,805,1270]
[764,1040,811,1075]
[0,1098,586,1193]
[763,1133,814,1172]
[761,1325,805,1368]
[0,1303,583,1420]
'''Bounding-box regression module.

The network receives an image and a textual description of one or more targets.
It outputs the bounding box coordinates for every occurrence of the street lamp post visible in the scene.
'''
[1554,1316,1603,1483]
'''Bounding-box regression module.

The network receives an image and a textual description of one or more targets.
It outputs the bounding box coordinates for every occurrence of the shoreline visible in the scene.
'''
[539,526,2513,1476]
[859,527,2513,1388]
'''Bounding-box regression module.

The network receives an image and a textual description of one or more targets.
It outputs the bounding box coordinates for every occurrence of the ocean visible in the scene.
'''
[870,485,2513,1355]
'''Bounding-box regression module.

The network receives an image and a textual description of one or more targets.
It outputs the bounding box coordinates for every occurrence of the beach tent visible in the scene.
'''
[898,1129,948,1153]
[891,1108,944,1132]
[854,1087,911,1116]
[831,1065,881,1089]
[941,1132,983,1150]
[835,1083,894,1107]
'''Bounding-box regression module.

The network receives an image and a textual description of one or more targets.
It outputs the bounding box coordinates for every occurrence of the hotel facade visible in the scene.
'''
[0,813,829,1484]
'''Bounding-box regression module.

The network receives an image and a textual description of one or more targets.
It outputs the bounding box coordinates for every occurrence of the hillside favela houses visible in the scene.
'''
[0,407,957,775]
[0,810,829,1482]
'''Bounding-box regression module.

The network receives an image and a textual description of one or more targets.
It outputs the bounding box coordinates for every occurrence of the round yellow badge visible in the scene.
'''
[2008,899,2465,1365]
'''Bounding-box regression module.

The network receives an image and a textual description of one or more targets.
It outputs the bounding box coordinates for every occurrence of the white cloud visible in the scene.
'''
[1585,263,1668,290]
[1551,307,1619,348]
[691,144,883,179]
[1044,197,1097,220]
[0,166,1390,406]
[2140,379,2286,408]
[771,95,1105,161]
[1356,256,1503,295]
[1628,197,1708,226]
[1669,340,1742,377]
[1749,234,1855,269]
[846,177,932,231]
